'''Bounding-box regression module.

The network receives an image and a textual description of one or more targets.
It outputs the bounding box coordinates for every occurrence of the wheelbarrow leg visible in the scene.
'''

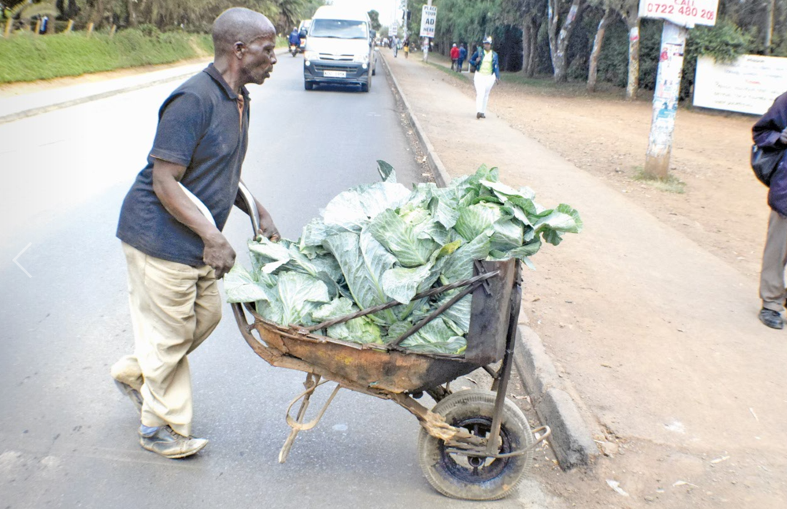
[278,374,341,463]
[279,373,320,463]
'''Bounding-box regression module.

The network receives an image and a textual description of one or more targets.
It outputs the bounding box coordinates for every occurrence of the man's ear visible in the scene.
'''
[234,42,245,59]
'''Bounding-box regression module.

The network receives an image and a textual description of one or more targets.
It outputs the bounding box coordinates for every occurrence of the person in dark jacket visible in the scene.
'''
[288,27,300,46]
[753,91,787,329]
[469,37,500,119]
[457,43,467,73]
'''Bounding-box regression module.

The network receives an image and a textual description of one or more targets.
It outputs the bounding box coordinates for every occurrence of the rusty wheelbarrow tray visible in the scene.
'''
[232,183,551,500]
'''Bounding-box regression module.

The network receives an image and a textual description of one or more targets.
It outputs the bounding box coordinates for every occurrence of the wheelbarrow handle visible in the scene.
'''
[237,182,261,238]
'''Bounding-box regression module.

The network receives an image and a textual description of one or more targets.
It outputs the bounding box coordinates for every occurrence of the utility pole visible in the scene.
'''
[423,0,432,62]
[644,21,688,179]
[401,0,407,44]
[639,0,719,180]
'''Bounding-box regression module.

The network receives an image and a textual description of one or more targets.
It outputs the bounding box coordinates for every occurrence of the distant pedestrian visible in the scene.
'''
[393,36,398,57]
[450,43,459,71]
[754,90,787,329]
[404,41,410,58]
[457,43,467,73]
[469,37,500,119]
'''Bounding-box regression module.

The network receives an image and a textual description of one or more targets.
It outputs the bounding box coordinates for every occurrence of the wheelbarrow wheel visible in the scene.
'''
[417,389,533,501]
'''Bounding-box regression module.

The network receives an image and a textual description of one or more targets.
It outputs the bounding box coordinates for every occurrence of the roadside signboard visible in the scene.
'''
[693,55,787,115]
[420,5,437,38]
[638,0,719,27]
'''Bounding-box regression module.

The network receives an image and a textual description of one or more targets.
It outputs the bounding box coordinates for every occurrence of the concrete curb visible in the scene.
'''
[381,51,599,471]
[514,325,599,469]
[0,49,290,125]
[379,54,453,187]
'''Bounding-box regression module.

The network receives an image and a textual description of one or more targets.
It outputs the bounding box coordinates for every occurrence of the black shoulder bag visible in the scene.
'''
[751,144,785,187]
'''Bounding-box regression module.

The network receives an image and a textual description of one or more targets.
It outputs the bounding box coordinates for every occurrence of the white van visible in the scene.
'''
[303,6,376,92]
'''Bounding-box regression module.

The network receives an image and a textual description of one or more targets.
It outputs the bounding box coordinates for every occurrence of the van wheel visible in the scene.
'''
[304,81,314,90]
[361,83,369,93]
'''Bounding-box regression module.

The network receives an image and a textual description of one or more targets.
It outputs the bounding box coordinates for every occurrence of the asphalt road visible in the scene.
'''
[1,52,417,506]
[0,53,548,508]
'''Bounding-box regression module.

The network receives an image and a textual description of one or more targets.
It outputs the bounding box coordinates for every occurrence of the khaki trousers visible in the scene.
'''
[760,210,787,313]
[111,243,221,436]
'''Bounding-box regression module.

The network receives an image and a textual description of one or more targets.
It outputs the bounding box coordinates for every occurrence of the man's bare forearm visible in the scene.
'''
[152,160,220,242]
[155,178,221,241]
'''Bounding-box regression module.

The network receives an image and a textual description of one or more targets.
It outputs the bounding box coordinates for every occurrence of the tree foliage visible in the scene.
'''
[400,0,783,100]
[368,9,381,32]
[3,0,327,33]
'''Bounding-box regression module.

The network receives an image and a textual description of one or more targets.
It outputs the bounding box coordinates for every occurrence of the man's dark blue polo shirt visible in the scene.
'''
[117,64,250,267]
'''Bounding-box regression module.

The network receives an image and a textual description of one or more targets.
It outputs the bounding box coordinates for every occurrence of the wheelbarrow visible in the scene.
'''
[231,184,551,501]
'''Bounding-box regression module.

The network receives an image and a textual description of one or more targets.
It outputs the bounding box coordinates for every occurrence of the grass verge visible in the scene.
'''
[425,61,470,82]
[633,167,687,194]
[0,29,213,83]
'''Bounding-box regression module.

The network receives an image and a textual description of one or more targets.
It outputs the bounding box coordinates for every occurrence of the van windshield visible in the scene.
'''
[310,19,367,39]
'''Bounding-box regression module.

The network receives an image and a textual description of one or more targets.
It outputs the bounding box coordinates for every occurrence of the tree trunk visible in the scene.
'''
[65,0,79,20]
[138,0,149,26]
[764,0,775,54]
[522,14,538,77]
[625,10,640,100]
[548,0,583,83]
[90,0,104,28]
[127,0,138,28]
[528,17,541,77]
[587,8,614,92]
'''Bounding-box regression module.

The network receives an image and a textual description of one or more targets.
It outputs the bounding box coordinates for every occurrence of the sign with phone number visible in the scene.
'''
[638,0,718,27]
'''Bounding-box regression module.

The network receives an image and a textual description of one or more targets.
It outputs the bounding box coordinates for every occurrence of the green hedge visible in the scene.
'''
[0,29,213,83]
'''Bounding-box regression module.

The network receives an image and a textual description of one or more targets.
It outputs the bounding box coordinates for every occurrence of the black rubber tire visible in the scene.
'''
[361,82,369,93]
[417,389,533,501]
[304,81,314,90]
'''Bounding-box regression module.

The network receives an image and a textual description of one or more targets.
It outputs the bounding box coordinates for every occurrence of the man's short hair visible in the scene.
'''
[212,7,274,56]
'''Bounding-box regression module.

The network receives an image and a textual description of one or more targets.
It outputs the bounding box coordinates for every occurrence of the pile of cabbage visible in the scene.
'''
[224,164,581,355]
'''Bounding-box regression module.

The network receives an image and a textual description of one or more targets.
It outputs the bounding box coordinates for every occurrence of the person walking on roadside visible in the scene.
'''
[457,43,467,73]
[404,40,410,58]
[392,35,398,57]
[469,37,500,119]
[754,91,787,329]
[450,43,459,71]
[111,7,280,459]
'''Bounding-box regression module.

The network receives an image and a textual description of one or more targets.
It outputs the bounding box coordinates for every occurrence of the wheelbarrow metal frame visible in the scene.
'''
[232,182,551,463]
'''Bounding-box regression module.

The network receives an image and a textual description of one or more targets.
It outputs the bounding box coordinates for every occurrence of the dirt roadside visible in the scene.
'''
[425,53,768,281]
[385,51,786,508]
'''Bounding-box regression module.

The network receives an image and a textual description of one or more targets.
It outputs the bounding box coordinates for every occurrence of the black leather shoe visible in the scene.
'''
[759,308,784,329]
[480,113,486,118]
[476,112,482,119]
[139,426,208,459]
[114,379,143,413]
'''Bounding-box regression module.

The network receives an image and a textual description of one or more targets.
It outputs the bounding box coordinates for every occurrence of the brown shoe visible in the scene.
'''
[476,112,482,119]
[139,426,208,459]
